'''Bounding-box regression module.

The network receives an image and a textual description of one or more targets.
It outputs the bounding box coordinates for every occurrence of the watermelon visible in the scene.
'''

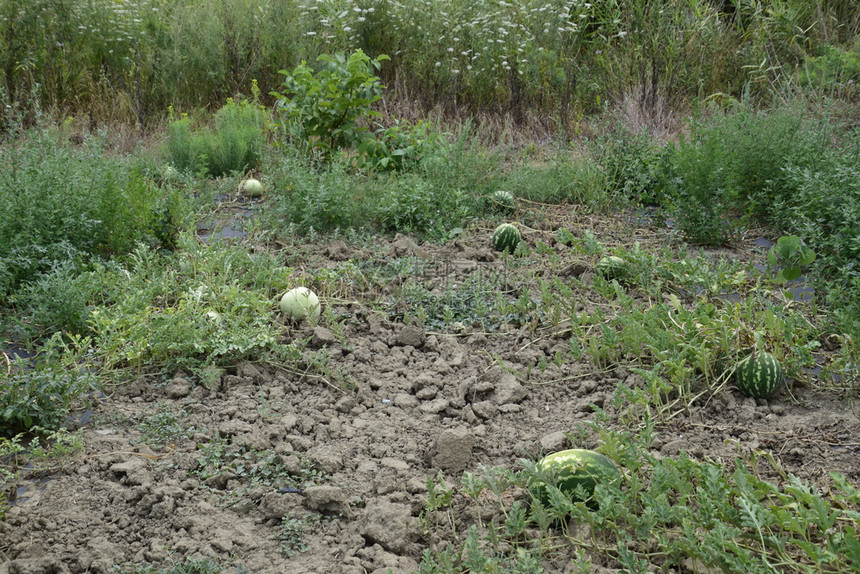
[242,178,263,198]
[280,287,321,324]
[596,256,627,281]
[529,449,620,508]
[735,351,783,399]
[492,223,521,253]
[492,190,516,213]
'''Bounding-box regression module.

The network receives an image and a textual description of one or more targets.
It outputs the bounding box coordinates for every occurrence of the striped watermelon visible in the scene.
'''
[492,223,521,253]
[596,256,627,281]
[735,351,783,399]
[492,190,516,213]
[529,449,620,508]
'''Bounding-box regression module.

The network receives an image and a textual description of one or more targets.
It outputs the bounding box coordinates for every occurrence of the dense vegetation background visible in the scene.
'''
[1,0,858,129]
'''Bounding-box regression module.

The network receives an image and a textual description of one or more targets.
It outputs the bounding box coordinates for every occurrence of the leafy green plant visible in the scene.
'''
[271,50,389,157]
[114,556,231,574]
[1,333,98,434]
[659,131,739,246]
[767,235,816,283]
[357,118,447,172]
[4,260,101,343]
[137,404,195,447]
[0,127,185,298]
[421,470,455,534]
[276,512,319,557]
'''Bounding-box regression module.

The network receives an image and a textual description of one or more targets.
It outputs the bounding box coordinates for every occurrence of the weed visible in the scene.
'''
[114,555,237,574]
[137,404,195,448]
[276,512,318,557]
[1,427,84,520]
[0,127,186,299]
[420,470,456,535]
[165,95,266,177]
[193,439,328,495]
[0,333,98,434]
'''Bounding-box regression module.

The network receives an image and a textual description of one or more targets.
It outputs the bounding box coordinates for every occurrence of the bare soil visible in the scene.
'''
[1,209,858,574]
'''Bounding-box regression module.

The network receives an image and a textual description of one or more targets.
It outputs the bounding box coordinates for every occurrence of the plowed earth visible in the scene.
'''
[1,208,858,574]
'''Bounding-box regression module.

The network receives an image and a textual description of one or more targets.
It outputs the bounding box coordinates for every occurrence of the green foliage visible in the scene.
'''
[373,173,472,238]
[263,126,495,239]
[88,239,298,373]
[165,95,266,177]
[501,150,611,211]
[419,427,860,573]
[752,129,859,339]
[802,39,860,97]
[0,128,183,298]
[392,269,533,332]
[659,128,742,246]
[656,100,832,245]
[767,235,816,283]
[138,404,195,447]
[590,119,664,204]
[115,556,233,574]
[276,512,318,557]
[3,261,101,343]
[0,333,98,434]
[264,151,370,233]
[272,50,389,157]
[357,119,447,172]
[0,427,84,521]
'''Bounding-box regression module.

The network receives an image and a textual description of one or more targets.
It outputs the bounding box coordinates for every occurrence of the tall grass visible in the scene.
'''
[2,0,857,128]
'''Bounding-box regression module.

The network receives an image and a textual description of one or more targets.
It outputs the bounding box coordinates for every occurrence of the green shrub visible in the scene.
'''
[357,119,448,172]
[265,152,370,234]
[801,40,860,97]
[589,121,663,205]
[655,101,832,245]
[659,131,739,245]
[4,261,100,343]
[263,124,496,239]
[769,139,860,339]
[373,174,472,238]
[0,128,182,297]
[271,50,389,158]
[165,95,266,177]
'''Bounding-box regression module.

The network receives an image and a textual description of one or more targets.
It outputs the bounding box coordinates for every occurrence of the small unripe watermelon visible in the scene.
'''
[492,190,516,213]
[596,256,627,281]
[242,178,264,198]
[529,449,620,508]
[492,223,521,253]
[280,287,321,324]
[735,351,783,399]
